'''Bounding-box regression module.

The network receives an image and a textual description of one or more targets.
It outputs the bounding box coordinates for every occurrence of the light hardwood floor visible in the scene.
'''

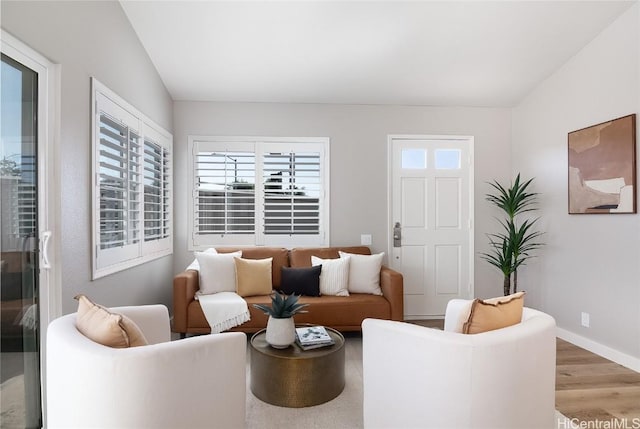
[411,319,640,425]
[556,338,640,424]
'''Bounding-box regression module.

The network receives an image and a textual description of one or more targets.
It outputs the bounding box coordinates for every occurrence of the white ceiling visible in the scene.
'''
[120,1,635,107]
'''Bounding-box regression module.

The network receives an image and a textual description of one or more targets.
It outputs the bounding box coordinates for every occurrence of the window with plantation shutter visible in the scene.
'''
[92,78,173,279]
[142,130,171,254]
[263,146,321,237]
[189,137,329,249]
[98,113,140,251]
[194,147,256,245]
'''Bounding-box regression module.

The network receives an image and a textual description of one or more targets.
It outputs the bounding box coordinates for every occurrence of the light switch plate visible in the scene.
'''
[361,234,372,245]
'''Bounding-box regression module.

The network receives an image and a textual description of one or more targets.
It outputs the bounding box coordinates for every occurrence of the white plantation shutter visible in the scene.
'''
[189,137,329,249]
[92,79,173,279]
[98,113,141,248]
[262,143,323,245]
[142,134,171,244]
[192,142,256,246]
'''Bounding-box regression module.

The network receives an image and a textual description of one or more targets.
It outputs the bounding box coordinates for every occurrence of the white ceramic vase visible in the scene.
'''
[265,316,295,349]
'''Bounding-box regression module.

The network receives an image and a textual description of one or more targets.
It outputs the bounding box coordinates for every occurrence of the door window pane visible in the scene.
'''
[1,52,42,429]
[435,149,461,169]
[402,149,426,169]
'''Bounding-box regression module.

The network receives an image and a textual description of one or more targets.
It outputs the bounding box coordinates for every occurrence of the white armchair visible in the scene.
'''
[362,300,556,429]
[46,304,247,429]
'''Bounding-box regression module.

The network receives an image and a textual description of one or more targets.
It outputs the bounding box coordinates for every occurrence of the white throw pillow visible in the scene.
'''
[186,247,217,271]
[195,251,242,295]
[339,251,384,295]
[311,255,350,297]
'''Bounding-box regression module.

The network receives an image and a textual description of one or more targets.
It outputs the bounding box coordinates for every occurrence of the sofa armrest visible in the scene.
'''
[380,266,404,321]
[172,270,199,333]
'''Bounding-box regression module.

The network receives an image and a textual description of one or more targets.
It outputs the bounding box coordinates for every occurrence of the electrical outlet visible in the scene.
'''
[360,234,372,246]
[581,312,590,328]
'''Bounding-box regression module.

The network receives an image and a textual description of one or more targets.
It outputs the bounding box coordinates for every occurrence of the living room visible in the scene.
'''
[1,0,639,428]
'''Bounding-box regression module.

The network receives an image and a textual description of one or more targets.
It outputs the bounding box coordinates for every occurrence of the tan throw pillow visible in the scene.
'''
[74,295,148,348]
[462,291,526,334]
[235,257,273,297]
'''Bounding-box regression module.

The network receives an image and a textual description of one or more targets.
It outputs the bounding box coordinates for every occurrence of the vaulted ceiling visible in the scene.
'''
[120,1,635,107]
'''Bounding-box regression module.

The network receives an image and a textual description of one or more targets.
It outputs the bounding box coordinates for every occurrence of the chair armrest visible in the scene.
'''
[173,270,199,333]
[379,266,403,321]
[113,305,170,345]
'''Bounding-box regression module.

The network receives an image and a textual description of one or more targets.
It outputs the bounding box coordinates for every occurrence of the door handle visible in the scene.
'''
[393,222,402,247]
[41,231,52,269]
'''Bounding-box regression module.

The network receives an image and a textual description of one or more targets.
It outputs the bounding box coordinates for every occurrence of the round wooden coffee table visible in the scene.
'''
[250,326,345,408]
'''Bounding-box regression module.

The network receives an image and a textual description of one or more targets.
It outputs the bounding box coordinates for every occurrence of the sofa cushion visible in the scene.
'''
[339,251,384,295]
[74,294,147,348]
[238,293,391,331]
[289,246,372,268]
[196,251,242,295]
[280,266,322,297]
[235,257,273,297]
[216,247,289,288]
[312,255,350,296]
[463,291,526,334]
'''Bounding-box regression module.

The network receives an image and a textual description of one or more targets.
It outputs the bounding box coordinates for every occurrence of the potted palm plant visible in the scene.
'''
[253,292,308,349]
[481,173,544,295]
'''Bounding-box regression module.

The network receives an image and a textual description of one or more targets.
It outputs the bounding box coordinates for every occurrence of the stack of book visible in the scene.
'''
[295,326,335,350]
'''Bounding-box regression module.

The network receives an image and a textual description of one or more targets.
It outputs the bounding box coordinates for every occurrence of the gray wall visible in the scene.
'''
[512,4,640,359]
[173,102,512,300]
[1,1,175,313]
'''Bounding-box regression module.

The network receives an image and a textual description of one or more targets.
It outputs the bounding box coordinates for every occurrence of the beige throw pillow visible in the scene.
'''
[74,295,148,348]
[235,257,273,297]
[311,255,350,296]
[462,291,526,334]
[339,251,383,295]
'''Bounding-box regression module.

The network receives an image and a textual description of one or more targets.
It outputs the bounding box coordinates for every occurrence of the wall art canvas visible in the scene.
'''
[568,114,637,214]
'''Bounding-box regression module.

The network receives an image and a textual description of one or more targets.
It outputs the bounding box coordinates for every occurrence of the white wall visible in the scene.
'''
[173,102,512,299]
[1,1,175,313]
[512,5,640,359]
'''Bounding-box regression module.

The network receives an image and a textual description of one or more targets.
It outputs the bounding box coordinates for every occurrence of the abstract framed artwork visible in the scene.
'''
[568,114,637,214]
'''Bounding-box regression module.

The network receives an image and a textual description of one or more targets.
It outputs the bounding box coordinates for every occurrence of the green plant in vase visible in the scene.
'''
[481,173,544,295]
[253,291,308,318]
[253,292,308,348]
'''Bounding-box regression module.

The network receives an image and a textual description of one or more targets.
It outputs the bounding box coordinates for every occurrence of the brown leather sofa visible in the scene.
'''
[173,246,404,336]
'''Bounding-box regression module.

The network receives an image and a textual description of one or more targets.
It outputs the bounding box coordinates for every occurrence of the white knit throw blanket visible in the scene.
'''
[196,291,251,334]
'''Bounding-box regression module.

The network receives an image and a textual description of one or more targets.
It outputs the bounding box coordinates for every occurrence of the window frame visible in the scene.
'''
[91,78,173,279]
[188,136,330,250]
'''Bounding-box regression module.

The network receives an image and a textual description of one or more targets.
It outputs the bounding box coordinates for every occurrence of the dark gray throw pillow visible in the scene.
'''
[280,265,322,297]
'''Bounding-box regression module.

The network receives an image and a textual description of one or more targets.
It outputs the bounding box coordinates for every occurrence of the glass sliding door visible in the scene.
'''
[1,53,42,429]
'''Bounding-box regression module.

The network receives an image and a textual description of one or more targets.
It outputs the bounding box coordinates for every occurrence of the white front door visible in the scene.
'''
[389,136,474,318]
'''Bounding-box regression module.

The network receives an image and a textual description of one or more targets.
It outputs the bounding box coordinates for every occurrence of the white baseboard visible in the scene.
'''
[403,315,444,320]
[556,327,640,373]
